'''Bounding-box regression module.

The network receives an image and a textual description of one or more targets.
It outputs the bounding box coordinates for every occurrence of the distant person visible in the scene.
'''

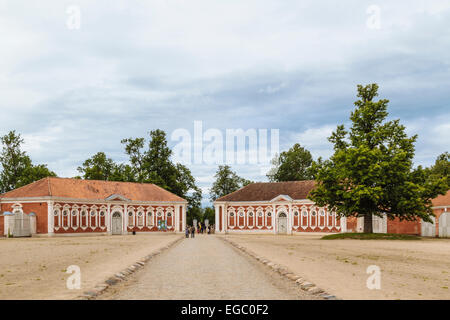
[190,226,195,238]
[185,226,189,238]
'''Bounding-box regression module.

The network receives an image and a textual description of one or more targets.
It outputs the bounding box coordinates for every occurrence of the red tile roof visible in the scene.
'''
[0,177,186,202]
[432,190,450,207]
[216,180,316,202]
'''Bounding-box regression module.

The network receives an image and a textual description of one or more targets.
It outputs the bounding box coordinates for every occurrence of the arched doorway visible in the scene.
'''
[277,212,287,234]
[112,212,122,235]
[439,212,450,238]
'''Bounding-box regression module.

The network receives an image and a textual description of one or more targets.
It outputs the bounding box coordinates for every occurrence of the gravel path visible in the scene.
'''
[99,235,315,300]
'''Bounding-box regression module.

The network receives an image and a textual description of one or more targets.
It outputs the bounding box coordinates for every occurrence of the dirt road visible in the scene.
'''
[226,234,450,300]
[99,235,315,300]
[0,234,181,299]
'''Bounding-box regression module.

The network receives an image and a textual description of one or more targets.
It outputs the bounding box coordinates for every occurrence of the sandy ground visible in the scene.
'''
[99,235,317,300]
[0,233,181,299]
[223,234,450,300]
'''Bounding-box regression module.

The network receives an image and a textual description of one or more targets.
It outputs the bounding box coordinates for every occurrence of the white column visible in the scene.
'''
[288,204,292,235]
[123,204,127,234]
[273,204,276,234]
[222,204,226,233]
[182,205,186,231]
[47,201,54,235]
[106,204,111,234]
[214,205,220,232]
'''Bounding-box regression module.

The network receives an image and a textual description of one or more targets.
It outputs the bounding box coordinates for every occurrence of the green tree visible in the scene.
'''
[0,130,56,192]
[77,152,118,180]
[210,165,252,201]
[121,130,202,212]
[202,207,215,224]
[267,143,314,182]
[309,84,447,233]
[429,152,449,183]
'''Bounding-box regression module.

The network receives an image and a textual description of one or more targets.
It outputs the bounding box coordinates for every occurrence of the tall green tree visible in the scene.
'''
[210,165,252,201]
[309,84,447,233]
[121,130,202,214]
[77,152,117,180]
[202,207,215,224]
[428,152,449,183]
[0,130,56,193]
[267,143,314,182]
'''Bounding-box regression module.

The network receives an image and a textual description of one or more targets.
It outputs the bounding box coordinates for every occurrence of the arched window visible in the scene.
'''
[128,211,134,227]
[147,211,154,227]
[137,211,144,227]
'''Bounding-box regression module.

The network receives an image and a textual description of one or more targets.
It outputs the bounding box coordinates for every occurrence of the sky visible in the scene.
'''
[0,0,449,206]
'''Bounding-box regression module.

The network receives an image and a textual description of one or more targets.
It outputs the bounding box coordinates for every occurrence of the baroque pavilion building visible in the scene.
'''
[0,177,187,236]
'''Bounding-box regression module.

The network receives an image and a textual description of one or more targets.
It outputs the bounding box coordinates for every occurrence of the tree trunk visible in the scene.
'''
[363,213,373,233]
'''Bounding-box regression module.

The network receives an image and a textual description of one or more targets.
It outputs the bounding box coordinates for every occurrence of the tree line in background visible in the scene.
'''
[0,84,448,232]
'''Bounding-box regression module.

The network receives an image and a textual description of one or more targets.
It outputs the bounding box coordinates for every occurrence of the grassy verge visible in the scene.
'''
[321,233,421,240]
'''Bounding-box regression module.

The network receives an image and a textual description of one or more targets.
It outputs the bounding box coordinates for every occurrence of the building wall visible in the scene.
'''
[219,203,341,233]
[387,217,420,235]
[52,202,178,234]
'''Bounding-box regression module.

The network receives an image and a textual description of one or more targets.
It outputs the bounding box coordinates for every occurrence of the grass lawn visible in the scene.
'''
[321,232,422,240]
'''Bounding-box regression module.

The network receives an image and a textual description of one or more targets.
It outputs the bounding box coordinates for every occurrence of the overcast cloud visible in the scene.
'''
[1,0,449,205]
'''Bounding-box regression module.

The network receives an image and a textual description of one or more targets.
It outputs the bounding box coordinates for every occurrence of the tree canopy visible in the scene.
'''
[0,130,56,193]
[210,165,252,201]
[267,143,314,182]
[80,130,202,216]
[309,84,448,233]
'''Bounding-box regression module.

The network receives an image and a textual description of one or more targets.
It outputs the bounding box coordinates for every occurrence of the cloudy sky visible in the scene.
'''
[1,0,449,205]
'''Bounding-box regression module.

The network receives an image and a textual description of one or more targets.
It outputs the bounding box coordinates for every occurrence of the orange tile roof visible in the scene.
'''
[216,180,316,202]
[0,177,186,202]
[432,190,450,207]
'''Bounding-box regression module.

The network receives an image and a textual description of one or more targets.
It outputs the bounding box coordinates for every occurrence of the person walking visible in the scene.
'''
[185,226,189,238]
[190,226,195,238]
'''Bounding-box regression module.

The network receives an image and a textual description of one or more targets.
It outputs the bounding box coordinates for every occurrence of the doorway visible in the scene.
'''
[112,212,122,235]
[277,212,287,234]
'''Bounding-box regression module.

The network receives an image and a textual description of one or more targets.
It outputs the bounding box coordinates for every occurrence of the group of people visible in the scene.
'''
[185,224,215,238]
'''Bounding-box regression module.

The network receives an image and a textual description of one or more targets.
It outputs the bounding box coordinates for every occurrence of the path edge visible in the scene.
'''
[218,236,339,300]
[75,235,184,300]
